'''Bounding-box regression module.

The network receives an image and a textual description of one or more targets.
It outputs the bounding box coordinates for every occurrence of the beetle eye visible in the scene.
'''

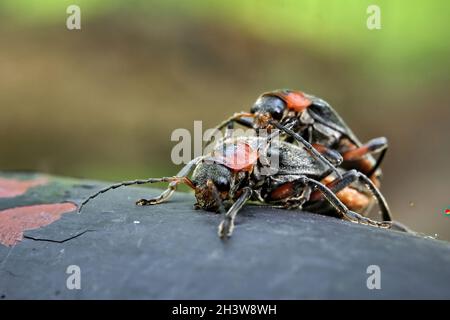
[215,177,230,192]
[271,107,284,120]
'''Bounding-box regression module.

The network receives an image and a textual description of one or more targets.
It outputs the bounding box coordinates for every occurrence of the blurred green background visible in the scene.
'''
[0,0,449,238]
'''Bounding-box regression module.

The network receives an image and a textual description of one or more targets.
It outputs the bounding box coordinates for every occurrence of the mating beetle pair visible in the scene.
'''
[79,89,410,238]
[213,89,390,221]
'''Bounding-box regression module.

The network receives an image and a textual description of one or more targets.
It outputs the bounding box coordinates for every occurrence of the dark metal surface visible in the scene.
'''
[1,172,450,299]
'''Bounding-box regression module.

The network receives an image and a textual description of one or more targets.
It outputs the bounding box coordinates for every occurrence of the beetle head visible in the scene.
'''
[191,161,233,212]
[192,140,258,212]
[251,95,286,123]
[251,90,313,125]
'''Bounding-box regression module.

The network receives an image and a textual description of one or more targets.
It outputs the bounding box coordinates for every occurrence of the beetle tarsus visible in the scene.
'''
[344,210,392,229]
[218,218,233,239]
[136,188,175,206]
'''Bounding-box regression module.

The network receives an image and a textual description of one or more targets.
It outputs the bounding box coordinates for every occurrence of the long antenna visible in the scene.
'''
[78,177,176,213]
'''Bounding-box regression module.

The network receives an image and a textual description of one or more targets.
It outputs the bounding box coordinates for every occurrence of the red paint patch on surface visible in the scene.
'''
[0,203,77,247]
[0,177,48,198]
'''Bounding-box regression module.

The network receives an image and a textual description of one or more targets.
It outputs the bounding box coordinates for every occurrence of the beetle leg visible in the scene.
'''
[368,148,387,178]
[224,121,234,140]
[284,185,312,210]
[213,112,255,132]
[220,119,243,141]
[341,210,392,228]
[352,170,391,221]
[301,176,392,229]
[309,169,392,221]
[342,137,387,160]
[312,143,343,166]
[136,156,203,206]
[307,125,313,143]
[342,137,388,178]
[218,187,253,238]
[307,109,361,146]
[205,113,256,150]
[308,176,371,214]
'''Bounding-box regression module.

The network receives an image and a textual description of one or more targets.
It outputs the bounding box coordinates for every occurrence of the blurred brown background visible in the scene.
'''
[0,0,449,238]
